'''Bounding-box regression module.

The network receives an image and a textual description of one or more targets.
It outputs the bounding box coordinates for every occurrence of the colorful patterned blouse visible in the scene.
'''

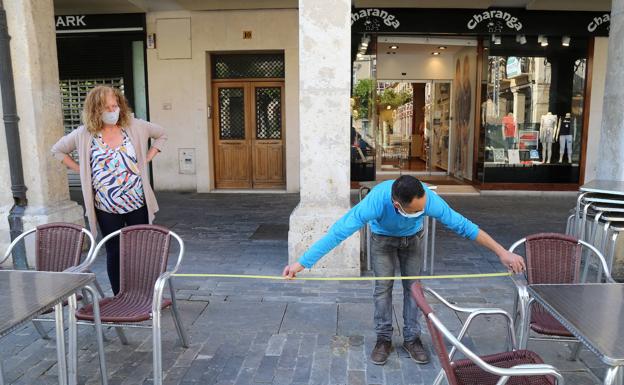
[90,130,145,214]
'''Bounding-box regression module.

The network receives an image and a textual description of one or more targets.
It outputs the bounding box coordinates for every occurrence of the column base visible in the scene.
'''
[0,200,84,268]
[288,203,360,277]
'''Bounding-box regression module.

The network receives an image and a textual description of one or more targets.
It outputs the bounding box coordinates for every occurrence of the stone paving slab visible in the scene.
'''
[0,191,607,384]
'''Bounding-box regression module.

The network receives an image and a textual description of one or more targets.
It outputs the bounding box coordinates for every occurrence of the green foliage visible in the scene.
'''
[353,79,374,120]
[379,87,412,109]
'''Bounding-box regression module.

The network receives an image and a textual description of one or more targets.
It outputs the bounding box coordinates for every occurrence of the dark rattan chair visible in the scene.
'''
[1,222,109,384]
[411,283,563,385]
[75,224,189,385]
[1,223,97,338]
[509,233,613,358]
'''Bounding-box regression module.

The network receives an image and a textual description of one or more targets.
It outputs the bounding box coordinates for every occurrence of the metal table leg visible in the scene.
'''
[68,293,78,385]
[54,302,68,385]
[430,218,437,275]
[423,217,429,272]
[366,224,371,271]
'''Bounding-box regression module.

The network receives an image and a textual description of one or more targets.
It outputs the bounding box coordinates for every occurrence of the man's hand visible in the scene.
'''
[282,262,305,279]
[498,249,526,274]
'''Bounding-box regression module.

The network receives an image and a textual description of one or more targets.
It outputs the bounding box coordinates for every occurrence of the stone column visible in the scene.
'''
[288,0,359,276]
[0,0,83,265]
[599,0,624,280]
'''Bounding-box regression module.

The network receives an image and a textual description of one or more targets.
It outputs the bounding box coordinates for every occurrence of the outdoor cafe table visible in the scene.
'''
[580,180,624,196]
[528,283,624,385]
[0,270,107,385]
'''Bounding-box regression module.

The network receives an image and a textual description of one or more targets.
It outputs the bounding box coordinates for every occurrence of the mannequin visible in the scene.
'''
[501,112,517,150]
[539,112,558,163]
[557,112,573,163]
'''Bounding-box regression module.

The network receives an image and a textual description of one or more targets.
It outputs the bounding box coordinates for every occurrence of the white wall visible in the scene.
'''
[377,52,455,80]
[146,9,299,192]
[584,37,608,183]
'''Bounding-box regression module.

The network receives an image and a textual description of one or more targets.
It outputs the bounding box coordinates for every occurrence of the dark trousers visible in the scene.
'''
[95,205,148,295]
[370,231,424,342]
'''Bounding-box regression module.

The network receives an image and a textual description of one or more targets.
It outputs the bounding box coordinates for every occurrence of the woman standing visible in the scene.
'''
[51,86,167,294]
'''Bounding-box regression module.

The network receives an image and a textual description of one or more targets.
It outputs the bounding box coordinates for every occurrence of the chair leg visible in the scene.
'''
[432,369,445,385]
[115,326,129,345]
[569,341,582,361]
[84,285,109,385]
[32,320,50,340]
[169,278,189,348]
[152,309,163,385]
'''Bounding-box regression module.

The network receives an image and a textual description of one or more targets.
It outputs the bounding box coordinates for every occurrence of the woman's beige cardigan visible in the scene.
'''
[51,118,167,237]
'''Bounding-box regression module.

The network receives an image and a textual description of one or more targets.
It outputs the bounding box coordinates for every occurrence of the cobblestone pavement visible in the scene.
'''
[1,191,607,384]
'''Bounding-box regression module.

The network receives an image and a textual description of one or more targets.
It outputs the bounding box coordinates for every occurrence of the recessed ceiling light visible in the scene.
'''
[386,105,392,110]
[431,52,440,56]
[390,45,398,50]
[438,46,447,50]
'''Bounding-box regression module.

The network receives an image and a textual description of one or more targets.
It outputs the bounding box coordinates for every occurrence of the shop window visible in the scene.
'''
[479,39,588,184]
[212,53,284,79]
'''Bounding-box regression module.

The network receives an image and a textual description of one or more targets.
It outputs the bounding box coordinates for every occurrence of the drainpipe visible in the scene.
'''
[0,0,28,269]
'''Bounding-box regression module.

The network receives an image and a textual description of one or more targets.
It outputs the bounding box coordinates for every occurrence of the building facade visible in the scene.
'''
[0,0,620,274]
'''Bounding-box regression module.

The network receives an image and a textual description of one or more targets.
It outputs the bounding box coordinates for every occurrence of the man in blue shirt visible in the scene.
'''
[282,176,525,365]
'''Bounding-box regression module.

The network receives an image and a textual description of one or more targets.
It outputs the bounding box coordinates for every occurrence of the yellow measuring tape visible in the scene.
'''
[173,272,511,281]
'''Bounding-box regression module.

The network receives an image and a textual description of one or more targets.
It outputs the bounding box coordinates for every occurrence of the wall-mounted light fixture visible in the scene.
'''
[516,35,527,45]
[562,36,571,47]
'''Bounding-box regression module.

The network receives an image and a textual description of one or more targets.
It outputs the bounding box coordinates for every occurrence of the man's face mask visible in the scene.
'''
[395,201,424,218]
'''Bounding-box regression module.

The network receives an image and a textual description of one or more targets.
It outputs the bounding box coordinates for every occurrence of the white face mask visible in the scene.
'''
[395,202,424,218]
[101,108,120,125]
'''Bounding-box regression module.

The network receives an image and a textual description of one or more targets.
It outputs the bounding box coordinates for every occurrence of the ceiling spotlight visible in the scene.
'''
[431,52,440,55]
[562,36,571,46]
[386,105,392,110]
[516,35,527,45]
[492,35,501,45]
[390,44,398,50]
[438,46,447,50]
[538,35,548,46]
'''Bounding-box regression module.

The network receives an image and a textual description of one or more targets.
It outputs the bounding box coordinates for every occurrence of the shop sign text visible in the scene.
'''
[56,15,86,28]
[467,10,523,32]
[587,13,610,32]
[351,9,400,31]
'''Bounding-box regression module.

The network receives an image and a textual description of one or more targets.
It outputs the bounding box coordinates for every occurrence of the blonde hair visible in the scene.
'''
[82,86,132,134]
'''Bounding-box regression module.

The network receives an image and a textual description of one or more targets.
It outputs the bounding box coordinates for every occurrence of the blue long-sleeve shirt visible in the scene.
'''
[298,180,480,268]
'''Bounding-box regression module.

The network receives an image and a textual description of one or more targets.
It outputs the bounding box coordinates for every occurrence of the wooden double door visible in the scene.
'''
[213,81,285,189]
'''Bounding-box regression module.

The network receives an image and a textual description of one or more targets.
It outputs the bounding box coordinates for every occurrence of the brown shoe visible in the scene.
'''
[403,338,429,364]
[370,339,392,365]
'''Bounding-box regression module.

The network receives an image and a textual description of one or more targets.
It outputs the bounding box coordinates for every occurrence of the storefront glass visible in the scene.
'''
[351,56,376,181]
[478,38,588,184]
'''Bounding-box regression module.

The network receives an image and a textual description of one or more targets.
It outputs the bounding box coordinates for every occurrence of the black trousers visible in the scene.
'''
[95,205,148,295]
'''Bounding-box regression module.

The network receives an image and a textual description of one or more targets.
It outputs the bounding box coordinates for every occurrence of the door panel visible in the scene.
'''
[213,83,252,188]
[251,83,285,188]
[213,81,285,189]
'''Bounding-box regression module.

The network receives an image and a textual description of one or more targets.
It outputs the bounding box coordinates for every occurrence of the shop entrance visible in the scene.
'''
[371,37,478,182]
[377,80,452,175]
[212,81,285,189]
